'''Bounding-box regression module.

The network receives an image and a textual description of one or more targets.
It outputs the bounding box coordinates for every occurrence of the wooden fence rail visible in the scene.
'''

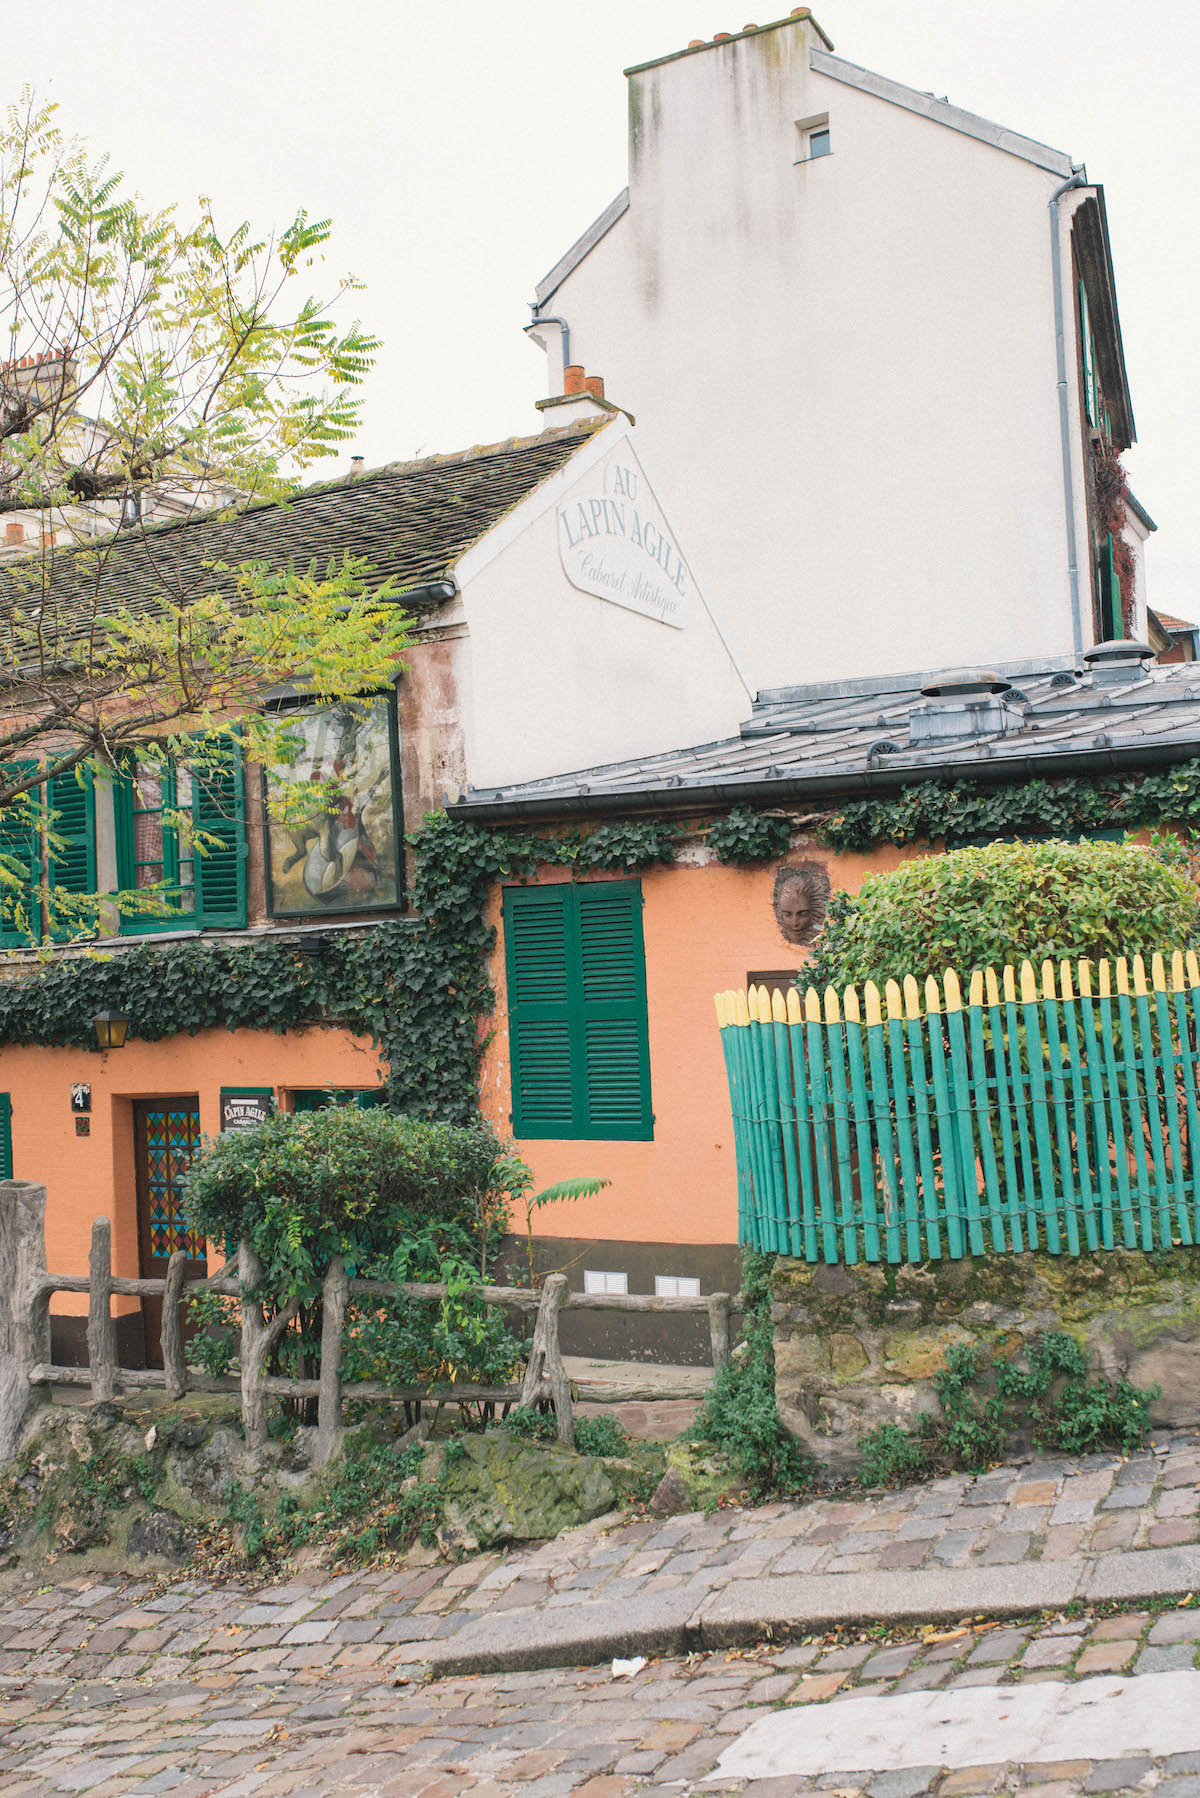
[0,1181,737,1468]
[717,947,1200,1266]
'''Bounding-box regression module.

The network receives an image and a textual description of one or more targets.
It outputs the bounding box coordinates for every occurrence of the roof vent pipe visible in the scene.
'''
[909,669,1024,746]
[1082,639,1154,687]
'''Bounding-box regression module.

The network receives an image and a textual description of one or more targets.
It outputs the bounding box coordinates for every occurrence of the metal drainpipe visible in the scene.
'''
[526,309,570,384]
[1050,169,1088,662]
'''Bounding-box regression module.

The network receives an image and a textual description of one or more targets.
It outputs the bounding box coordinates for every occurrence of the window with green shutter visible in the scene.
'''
[47,766,97,940]
[114,742,247,933]
[0,763,41,947]
[503,880,653,1142]
[0,1093,11,1178]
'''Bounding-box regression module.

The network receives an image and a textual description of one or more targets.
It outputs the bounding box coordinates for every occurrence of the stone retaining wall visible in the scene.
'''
[772,1247,1200,1468]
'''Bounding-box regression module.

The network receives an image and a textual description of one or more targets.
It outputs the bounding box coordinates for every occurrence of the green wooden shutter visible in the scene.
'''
[0,763,41,947]
[0,1093,11,1179]
[1079,281,1096,426]
[505,886,576,1137]
[191,744,247,929]
[505,880,652,1141]
[47,765,96,940]
[1100,533,1118,640]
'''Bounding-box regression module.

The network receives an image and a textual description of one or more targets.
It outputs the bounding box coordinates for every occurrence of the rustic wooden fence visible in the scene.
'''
[0,1181,735,1468]
[717,948,1200,1265]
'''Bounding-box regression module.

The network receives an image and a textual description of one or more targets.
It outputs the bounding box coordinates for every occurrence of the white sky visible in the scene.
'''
[8,0,1199,623]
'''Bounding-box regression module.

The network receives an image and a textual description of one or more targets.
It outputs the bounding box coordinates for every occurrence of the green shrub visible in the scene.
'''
[857,1422,930,1489]
[857,1332,1160,1485]
[185,1106,519,1304]
[689,1250,813,1499]
[499,1405,556,1443]
[809,839,1199,993]
[573,1414,632,1458]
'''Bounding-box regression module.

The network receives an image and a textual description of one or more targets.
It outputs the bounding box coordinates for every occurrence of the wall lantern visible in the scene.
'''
[93,1011,130,1051]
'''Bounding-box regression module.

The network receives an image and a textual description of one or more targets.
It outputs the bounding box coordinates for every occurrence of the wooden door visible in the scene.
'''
[134,1097,205,1367]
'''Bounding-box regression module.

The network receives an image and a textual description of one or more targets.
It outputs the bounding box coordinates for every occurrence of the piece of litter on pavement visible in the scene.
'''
[612,1656,647,1679]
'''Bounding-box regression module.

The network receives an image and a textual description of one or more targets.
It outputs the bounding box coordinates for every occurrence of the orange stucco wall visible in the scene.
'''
[0,1022,384,1325]
[478,843,918,1248]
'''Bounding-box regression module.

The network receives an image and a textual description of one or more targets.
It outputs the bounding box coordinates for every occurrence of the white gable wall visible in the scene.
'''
[452,421,750,790]
[536,21,1098,693]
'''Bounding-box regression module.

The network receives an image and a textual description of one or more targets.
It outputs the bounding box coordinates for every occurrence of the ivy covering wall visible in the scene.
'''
[2,771,1198,1123]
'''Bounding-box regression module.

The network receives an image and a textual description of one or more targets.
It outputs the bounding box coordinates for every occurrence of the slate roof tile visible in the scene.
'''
[453,657,1200,820]
[0,419,604,658]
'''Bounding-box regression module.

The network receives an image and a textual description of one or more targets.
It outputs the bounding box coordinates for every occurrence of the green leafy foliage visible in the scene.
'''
[810,839,1199,991]
[707,807,792,865]
[184,1106,515,1305]
[817,762,1200,856]
[342,1238,527,1396]
[236,1436,445,1564]
[857,1333,1160,1484]
[184,1288,239,1379]
[689,1250,813,1499]
[573,1414,632,1458]
[856,1422,929,1489]
[995,1332,1160,1456]
[499,1405,556,1444]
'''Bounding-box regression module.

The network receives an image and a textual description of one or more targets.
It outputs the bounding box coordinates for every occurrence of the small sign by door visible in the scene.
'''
[220,1088,274,1133]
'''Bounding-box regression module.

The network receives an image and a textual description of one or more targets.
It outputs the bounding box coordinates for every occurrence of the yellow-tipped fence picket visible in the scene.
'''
[715,951,1200,1263]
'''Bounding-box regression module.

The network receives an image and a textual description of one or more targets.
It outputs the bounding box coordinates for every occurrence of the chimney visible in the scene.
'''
[5,521,24,545]
[536,366,617,428]
[909,669,1024,746]
[349,455,365,479]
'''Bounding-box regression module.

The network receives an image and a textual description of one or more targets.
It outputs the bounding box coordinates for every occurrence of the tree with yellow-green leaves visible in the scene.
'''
[0,91,412,943]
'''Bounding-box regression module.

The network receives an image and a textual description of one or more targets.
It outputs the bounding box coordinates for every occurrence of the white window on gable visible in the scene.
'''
[795,114,831,163]
[583,1269,628,1295]
[655,1275,701,1298]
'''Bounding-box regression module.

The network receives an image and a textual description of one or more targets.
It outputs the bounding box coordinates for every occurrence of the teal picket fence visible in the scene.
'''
[716,950,1200,1263]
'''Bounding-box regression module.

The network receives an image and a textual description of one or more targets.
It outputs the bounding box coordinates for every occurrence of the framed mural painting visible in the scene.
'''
[263,697,404,918]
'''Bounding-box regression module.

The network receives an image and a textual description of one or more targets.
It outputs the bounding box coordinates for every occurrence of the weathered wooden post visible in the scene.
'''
[87,1218,118,1404]
[238,1240,299,1453]
[239,1240,269,1450]
[0,1182,50,1466]
[161,1250,189,1402]
[313,1255,348,1470]
[707,1291,731,1375]
[520,1272,573,1448]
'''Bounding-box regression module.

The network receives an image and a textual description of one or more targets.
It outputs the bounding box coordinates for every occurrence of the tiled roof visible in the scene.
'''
[0,420,604,657]
[453,656,1200,821]
[1152,612,1196,632]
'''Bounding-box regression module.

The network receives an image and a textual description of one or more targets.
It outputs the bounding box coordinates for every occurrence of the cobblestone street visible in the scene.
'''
[3,1594,1200,1795]
[2,1435,1199,1795]
[8,1435,1195,1683]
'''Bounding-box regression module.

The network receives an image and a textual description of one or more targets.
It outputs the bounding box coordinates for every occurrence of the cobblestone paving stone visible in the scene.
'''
[0,1434,1197,1794]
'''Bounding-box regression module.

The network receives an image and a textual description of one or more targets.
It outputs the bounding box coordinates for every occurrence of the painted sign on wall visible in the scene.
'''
[220,1088,274,1133]
[557,456,690,629]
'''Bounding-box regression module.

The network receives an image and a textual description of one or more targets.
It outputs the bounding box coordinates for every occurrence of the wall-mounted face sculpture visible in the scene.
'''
[772,860,832,948]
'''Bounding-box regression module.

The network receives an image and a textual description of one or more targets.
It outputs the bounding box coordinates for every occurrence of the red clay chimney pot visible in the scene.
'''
[563,364,585,395]
[584,375,606,400]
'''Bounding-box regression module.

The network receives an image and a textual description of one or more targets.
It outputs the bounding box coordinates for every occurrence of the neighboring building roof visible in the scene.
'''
[623,10,834,76]
[534,191,630,310]
[1126,489,1158,533]
[453,656,1200,822]
[0,420,606,657]
[810,51,1074,178]
[1152,612,1196,632]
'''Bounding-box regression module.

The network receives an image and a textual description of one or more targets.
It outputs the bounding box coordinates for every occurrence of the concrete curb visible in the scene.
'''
[419,1545,1200,1678]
